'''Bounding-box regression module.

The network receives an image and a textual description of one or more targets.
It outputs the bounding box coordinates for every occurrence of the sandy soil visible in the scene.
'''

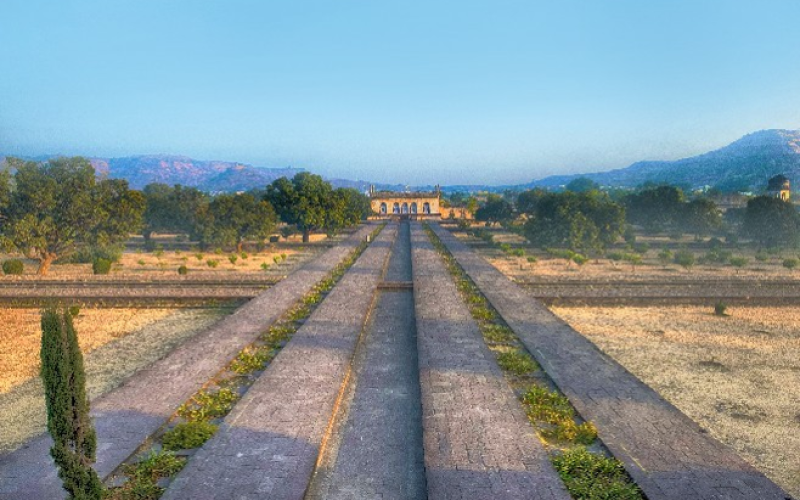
[550,305,800,497]
[0,307,228,452]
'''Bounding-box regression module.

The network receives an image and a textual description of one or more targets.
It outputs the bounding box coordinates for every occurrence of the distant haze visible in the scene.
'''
[2,1,800,185]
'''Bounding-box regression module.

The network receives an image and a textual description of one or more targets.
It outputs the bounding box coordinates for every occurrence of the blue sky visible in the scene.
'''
[2,1,800,185]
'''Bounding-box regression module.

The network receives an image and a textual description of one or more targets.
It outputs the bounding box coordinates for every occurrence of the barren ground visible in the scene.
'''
[551,305,800,497]
[0,307,229,452]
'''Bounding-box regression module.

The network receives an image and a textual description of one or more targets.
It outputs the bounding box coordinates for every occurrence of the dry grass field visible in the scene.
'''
[1,307,180,393]
[551,305,800,497]
[0,233,329,277]
[452,227,800,280]
[0,307,229,452]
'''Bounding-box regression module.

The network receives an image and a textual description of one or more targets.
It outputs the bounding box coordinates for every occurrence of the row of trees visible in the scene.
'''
[0,157,371,274]
[472,182,800,253]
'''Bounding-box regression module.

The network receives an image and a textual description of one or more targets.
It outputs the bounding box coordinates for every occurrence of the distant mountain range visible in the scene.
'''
[0,154,404,193]
[3,128,799,193]
[523,129,800,192]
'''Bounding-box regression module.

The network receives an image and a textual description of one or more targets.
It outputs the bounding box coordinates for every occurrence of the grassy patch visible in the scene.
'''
[230,346,274,374]
[482,324,515,344]
[105,451,186,500]
[521,385,598,445]
[551,447,643,500]
[162,421,218,451]
[496,350,539,376]
[177,388,239,422]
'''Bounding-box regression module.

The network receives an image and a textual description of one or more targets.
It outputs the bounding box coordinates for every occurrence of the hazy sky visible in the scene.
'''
[2,1,800,185]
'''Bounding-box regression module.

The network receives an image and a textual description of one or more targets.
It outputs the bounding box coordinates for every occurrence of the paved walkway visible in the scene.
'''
[411,224,570,500]
[306,222,427,500]
[0,225,376,500]
[430,223,790,500]
[161,226,396,500]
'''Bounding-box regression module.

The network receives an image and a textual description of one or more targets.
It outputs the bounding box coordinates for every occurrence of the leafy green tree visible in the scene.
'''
[565,177,599,193]
[142,184,207,246]
[329,188,372,231]
[0,167,11,216]
[516,188,547,215]
[1,157,144,275]
[197,193,277,252]
[40,309,103,500]
[742,195,800,248]
[475,194,513,225]
[466,196,479,215]
[265,173,360,242]
[623,185,685,233]
[683,197,722,239]
[523,191,625,253]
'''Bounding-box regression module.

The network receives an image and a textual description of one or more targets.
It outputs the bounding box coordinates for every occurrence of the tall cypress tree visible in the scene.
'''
[40,309,103,500]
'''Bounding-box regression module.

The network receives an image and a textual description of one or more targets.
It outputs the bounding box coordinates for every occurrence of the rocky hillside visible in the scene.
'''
[528,129,800,192]
[90,155,305,191]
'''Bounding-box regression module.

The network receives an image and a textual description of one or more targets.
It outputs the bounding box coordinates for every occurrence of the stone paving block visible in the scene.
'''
[160,226,395,500]
[410,223,570,500]
[430,222,791,500]
[0,225,376,500]
[306,222,427,500]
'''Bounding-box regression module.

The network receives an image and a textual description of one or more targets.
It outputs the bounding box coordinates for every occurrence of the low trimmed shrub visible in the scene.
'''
[714,302,727,316]
[68,305,81,317]
[177,265,189,275]
[729,256,748,269]
[783,258,799,270]
[572,254,589,266]
[2,259,24,275]
[92,258,112,275]
[673,250,695,270]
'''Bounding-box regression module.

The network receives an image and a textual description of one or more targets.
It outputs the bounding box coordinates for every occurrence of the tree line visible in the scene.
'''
[0,157,371,274]
[469,179,800,253]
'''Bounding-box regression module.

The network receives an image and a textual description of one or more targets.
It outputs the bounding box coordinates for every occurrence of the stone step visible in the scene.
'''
[160,226,396,500]
[0,224,377,500]
[430,222,791,500]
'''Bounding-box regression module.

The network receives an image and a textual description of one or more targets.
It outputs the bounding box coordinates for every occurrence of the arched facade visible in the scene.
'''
[369,191,442,220]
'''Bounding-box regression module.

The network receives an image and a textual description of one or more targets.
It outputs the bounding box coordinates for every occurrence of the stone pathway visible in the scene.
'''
[411,224,571,500]
[0,224,376,500]
[306,221,427,500]
[161,226,396,500]
[430,222,791,500]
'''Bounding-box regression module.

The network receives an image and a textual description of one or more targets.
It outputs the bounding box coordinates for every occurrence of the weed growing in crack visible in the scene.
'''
[162,421,218,451]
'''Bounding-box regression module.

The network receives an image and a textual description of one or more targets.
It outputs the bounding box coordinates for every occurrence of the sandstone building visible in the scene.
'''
[369,186,442,220]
